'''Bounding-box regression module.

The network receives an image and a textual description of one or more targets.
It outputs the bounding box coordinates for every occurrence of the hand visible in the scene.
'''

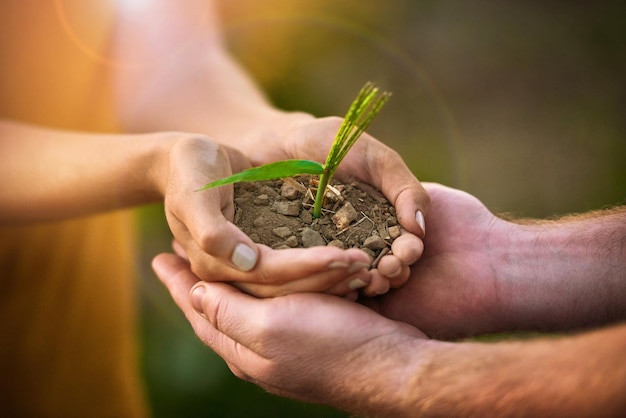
[365,183,510,339]
[152,252,428,416]
[113,4,428,296]
[241,114,430,296]
[159,134,373,297]
[369,183,626,338]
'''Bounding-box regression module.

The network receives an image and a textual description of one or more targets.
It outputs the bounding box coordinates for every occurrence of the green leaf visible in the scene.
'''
[197,159,324,191]
[323,82,391,180]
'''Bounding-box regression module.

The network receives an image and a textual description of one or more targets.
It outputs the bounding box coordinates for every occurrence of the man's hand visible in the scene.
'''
[367,183,626,339]
[152,252,428,416]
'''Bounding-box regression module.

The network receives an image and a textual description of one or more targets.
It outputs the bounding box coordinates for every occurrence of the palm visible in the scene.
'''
[367,183,508,339]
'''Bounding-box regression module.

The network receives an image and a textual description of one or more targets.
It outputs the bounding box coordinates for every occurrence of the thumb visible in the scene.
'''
[170,184,259,272]
[193,211,259,272]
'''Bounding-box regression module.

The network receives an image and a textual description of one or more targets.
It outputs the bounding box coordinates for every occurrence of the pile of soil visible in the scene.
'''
[233,175,399,268]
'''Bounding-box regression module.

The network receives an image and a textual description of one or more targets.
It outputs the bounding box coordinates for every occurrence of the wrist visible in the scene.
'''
[142,132,180,200]
[495,213,626,331]
[340,332,433,418]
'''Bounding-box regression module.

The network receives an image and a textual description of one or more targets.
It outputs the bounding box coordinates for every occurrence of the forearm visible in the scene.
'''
[495,208,626,331]
[405,323,626,418]
[113,0,294,156]
[331,323,626,418]
[0,120,172,223]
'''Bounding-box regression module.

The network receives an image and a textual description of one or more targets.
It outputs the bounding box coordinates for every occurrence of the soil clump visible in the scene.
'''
[233,175,400,268]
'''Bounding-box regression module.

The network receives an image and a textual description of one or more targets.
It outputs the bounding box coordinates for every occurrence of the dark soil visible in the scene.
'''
[233,175,400,268]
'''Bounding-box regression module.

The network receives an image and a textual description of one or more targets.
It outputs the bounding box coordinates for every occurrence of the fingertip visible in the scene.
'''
[362,271,390,297]
[391,233,424,265]
[377,255,403,279]
[388,264,410,289]
[190,283,208,318]
[394,187,429,238]
[151,252,180,282]
[325,270,371,296]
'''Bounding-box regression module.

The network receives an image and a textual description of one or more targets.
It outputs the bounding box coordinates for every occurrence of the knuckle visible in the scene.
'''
[198,224,227,256]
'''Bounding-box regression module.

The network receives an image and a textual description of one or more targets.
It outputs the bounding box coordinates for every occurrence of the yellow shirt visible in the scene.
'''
[0,2,147,416]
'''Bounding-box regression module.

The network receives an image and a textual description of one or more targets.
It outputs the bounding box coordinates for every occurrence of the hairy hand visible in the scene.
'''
[153,252,427,414]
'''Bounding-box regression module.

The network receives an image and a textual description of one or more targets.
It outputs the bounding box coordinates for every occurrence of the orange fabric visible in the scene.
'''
[0,1,147,416]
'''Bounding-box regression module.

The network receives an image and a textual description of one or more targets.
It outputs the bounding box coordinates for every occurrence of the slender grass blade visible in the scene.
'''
[197,159,324,191]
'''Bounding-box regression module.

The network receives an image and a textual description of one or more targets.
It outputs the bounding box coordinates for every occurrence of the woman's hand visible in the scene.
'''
[156,133,373,298]
[239,114,429,296]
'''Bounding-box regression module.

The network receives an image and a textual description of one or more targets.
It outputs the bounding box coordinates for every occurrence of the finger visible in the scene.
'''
[237,266,370,298]
[371,148,428,238]
[152,252,205,321]
[388,263,411,289]
[338,135,429,237]
[376,255,411,288]
[152,253,263,372]
[186,240,371,287]
[170,195,260,272]
[390,232,424,266]
[188,280,271,351]
[361,269,391,297]
[167,138,260,272]
[172,239,190,261]
[376,254,403,279]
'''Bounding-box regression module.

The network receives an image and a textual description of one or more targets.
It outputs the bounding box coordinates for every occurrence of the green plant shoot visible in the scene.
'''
[198,82,390,218]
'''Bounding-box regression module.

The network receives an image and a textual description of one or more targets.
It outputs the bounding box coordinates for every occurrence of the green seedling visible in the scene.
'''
[198,82,390,218]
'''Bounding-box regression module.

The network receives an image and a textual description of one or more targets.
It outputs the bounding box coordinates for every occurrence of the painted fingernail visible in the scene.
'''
[416,210,426,236]
[348,261,370,274]
[231,243,257,272]
[190,284,207,317]
[328,261,350,269]
[348,278,368,290]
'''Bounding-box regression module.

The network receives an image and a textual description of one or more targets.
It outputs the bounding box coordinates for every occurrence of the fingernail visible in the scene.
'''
[190,284,207,317]
[231,243,257,272]
[416,210,425,236]
[348,261,370,274]
[348,278,368,290]
[328,261,350,269]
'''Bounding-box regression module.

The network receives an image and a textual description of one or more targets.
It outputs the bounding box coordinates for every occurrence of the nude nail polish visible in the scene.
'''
[416,210,425,235]
[231,243,257,272]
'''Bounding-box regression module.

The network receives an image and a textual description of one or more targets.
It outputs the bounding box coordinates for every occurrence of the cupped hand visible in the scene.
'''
[152,252,427,414]
[364,183,512,339]
[242,114,429,296]
[159,134,373,297]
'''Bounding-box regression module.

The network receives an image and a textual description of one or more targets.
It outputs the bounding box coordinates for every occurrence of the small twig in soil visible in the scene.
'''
[359,211,377,235]
[326,184,342,199]
[301,202,335,215]
[372,247,391,269]
[304,188,316,202]
[335,214,371,236]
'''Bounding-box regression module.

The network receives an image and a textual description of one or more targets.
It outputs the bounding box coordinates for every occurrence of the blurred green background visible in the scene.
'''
[137,1,625,416]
